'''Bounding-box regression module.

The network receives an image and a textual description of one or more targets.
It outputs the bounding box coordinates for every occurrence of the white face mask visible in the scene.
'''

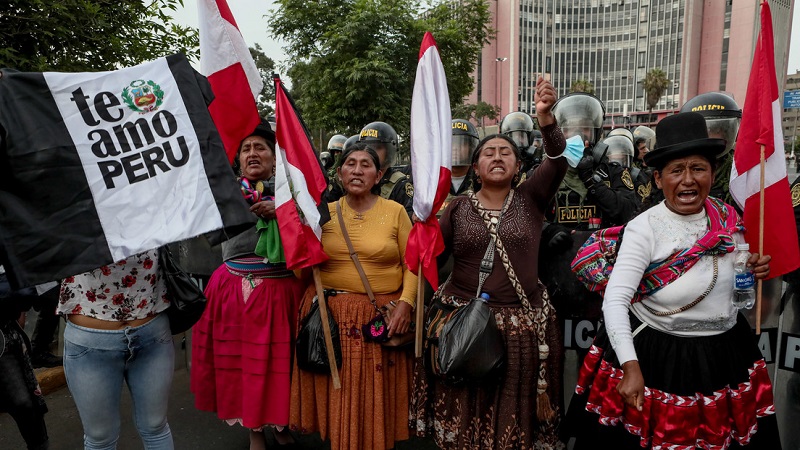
[564,134,586,168]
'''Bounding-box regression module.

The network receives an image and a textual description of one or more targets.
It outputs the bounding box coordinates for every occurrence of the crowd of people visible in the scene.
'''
[1,70,789,450]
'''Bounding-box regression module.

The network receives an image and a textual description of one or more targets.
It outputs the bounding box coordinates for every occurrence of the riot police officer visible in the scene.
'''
[358,121,414,218]
[438,118,480,215]
[320,151,333,173]
[500,111,537,174]
[679,91,742,203]
[326,134,348,171]
[322,134,361,203]
[607,128,650,205]
[547,93,637,231]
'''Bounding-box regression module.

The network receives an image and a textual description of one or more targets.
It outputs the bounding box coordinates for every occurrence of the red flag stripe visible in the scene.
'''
[273,76,328,270]
[729,2,800,279]
[199,0,263,163]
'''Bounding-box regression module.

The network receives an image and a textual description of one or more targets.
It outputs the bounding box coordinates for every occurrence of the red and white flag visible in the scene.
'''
[273,75,329,270]
[729,1,800,278]
[199,0,262,163]
[405,32,452,287]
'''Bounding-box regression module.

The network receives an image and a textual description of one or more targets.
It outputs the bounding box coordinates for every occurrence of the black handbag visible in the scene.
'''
[158,246,207,335]
[296,292,342,374]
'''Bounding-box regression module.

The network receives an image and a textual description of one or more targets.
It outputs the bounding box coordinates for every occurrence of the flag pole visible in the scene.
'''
[756,144,766,334]
[312,266,341,389]
[415,261,425,358]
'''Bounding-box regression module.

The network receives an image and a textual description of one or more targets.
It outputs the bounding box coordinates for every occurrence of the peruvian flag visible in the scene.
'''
[273,75,329,270]
[729,1,800,279]
[199,0,262,163]
[405,32,452,287]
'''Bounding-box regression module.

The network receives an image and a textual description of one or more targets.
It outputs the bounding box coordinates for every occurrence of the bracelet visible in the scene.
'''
[399,297,416,310]
[544,151,565,160]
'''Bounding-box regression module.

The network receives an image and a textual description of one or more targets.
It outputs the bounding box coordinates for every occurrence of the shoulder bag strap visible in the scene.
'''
[336,200,381,314]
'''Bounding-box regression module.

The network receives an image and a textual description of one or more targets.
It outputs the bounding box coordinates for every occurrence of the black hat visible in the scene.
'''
[245,119,275,147]
[644,112,726,169]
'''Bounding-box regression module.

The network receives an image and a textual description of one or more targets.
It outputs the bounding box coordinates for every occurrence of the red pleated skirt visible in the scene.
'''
[190,262,305,429]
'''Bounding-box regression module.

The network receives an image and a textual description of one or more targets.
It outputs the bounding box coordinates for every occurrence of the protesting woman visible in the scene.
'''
[566,112,781,449]
[190,120,304,449]
[290,142,417,450]
[409,77,568,449]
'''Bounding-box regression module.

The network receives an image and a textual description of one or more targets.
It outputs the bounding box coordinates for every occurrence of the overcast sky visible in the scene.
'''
[173,2,800,78]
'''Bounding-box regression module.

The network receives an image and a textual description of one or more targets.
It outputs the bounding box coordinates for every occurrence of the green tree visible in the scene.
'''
[249,44,276,118]
[270,0,493,158]
[570,78,595,94]
[642,68,671,117]
[0,0,198,72]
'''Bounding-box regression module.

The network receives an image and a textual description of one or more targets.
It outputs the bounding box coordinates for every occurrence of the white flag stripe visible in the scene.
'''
[274,142,323,239]
[410,43,451,221]
[198,0,262,98]
[729,100,787,208]
[44,59,224,262]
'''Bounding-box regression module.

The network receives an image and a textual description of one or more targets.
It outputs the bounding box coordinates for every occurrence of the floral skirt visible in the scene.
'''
[564,313,781,450]
[289,285,413,450]
[409,300,564,450]
[190,260,304,429]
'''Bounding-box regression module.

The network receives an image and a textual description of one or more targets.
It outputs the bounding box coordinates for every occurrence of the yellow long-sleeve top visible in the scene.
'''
[320,197,418,306]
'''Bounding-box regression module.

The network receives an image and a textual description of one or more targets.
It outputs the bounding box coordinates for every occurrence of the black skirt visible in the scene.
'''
[562,313,781,450]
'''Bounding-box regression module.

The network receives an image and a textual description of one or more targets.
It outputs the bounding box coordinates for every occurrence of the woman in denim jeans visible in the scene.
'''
[58,250,174,450]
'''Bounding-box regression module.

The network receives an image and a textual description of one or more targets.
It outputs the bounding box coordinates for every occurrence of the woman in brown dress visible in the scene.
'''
[410,77,568,449]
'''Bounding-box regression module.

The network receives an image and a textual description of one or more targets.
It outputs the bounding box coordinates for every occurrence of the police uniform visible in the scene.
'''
[630,161,653,206]
[546,162,637,231]
[378,167,414,219]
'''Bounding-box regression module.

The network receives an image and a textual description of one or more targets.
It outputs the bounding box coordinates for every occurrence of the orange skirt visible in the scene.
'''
[289,285,412,450]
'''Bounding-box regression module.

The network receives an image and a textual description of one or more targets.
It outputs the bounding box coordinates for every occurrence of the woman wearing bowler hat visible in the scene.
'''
[564,112,781,449]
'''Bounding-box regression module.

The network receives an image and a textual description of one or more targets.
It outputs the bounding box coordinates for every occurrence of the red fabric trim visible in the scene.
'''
[575,345,775,449]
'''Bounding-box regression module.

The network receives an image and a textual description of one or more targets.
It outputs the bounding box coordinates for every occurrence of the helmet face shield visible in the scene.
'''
[508,130,530,150]
[554,94,605,146]
[604,135,634,168]
[452,134,478,167]
[705,117,740,157]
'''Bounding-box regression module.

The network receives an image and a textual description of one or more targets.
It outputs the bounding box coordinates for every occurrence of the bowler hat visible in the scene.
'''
[644,112,725,169]
[246,118,276,147]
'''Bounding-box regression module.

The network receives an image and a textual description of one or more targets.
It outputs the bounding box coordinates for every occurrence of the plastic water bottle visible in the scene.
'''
[732,243,756,309]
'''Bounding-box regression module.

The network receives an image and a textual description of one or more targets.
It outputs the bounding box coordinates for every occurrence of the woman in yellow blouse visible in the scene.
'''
[290,142,417,450]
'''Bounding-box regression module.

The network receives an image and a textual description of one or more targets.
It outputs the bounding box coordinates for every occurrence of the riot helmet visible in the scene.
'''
[359,121,398,169]
[499,112,534,150]
[552,92,606,147]
[451,119,479,167]
[632,126,656,159]
[343,134,360,152]
[679,92,741,158]
[320,151,333,172]
[603,129,635,168]
[327,134,347,156]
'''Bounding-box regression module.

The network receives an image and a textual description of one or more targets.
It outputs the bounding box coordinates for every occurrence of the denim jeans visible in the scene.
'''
[64,313,174,450]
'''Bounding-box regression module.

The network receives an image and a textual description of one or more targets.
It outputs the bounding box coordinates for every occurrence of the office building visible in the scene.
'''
[470,0,794,128]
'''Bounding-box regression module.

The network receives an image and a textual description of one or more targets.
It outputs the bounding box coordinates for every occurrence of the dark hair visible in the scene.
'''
[471,133,521,166]
[337,142,383,195]
[232,135,275,176]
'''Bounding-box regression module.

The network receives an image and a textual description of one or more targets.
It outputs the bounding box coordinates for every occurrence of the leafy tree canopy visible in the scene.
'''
[642,68,671,113]
[269,0,493,154]
[0,0,198,72]
[249,43,276,118]
[570,78,595,95]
